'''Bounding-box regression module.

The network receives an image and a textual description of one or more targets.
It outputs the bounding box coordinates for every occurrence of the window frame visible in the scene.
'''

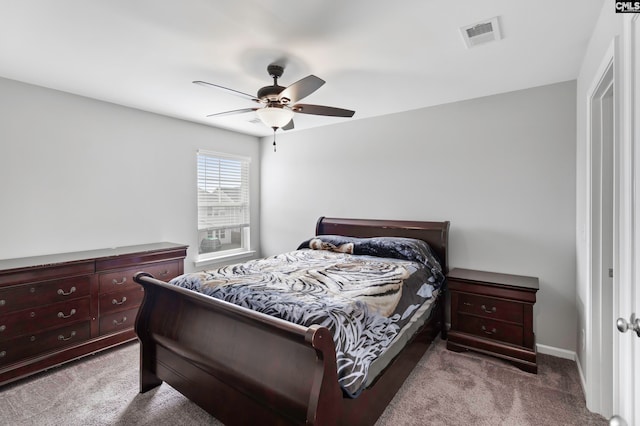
[195,150,252,265]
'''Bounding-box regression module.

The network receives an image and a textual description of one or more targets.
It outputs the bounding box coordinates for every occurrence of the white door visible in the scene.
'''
[612,13,639,426]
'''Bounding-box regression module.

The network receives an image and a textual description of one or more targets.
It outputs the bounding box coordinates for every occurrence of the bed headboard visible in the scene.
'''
[315,217,450,273]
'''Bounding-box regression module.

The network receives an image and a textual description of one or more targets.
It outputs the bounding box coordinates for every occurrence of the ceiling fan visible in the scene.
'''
[193,64,355,150]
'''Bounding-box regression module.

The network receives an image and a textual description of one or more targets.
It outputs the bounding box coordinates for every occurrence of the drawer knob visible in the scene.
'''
[112,297,127,305]
[57,308,77,319]
[58,331,77,341]
[481,304,497,314]
[481,325,497,335]
[57,286,77,296]
[112,277,127,285]
[0,350,5,358]
[112,316,128,326]
[0,325,5,332]
[0,299,5,306]
[159,270,170,276]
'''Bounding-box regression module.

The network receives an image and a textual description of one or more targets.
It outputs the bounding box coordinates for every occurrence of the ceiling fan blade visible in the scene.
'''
[193,80,261,103]
[292,104,355,117]
[206,108,259,117]
[282,119,294,131]
[278,75,325,104]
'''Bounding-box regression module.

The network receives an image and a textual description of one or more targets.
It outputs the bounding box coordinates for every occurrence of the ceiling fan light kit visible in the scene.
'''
[256,106,294,129]
[194,63,355,151]
[256,106,294,152]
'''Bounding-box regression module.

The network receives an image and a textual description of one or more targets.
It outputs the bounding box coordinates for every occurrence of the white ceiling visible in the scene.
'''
[0,0,604,137]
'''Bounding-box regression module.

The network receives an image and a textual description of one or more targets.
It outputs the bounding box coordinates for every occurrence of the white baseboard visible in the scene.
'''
[535,343,576,360]
[574,353,588,396]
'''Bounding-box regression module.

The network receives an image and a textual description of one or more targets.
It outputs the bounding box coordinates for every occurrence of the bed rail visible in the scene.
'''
[134,272,343,425]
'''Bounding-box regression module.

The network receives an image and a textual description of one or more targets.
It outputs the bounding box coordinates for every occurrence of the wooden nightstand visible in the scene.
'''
[446,268,539,373]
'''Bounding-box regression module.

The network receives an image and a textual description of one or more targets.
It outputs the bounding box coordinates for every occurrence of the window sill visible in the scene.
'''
[194,250,257,269]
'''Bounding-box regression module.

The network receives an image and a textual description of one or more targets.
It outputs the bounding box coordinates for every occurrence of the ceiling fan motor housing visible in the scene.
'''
[257,64,288,102]
[257,84,285,101]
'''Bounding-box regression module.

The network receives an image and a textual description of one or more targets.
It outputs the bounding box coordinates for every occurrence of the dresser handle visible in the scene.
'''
[0,299,5,306]
[0,351,5,358]
[57,308,77,319]
[0,325,5,332]
[481,304,497,314]
[57,286,77,296]
[112,297,127,305]
[481,325,497,335]
[112,277,127,285]
[158,269,170,276]
[58,331,76,341]
[112,316,128,326]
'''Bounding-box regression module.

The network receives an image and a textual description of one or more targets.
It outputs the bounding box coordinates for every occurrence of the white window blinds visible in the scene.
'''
[197,152,250,231]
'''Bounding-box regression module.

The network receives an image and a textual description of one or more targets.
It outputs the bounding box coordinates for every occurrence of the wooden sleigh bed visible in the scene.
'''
[133,217,450,425]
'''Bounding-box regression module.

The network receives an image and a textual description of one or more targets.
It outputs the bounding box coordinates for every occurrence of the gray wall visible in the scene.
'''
[0,77,261,270]
[0,74,578,352]
[260,81,577,351]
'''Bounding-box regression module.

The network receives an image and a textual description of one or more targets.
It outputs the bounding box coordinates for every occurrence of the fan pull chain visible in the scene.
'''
[272,128,277,152]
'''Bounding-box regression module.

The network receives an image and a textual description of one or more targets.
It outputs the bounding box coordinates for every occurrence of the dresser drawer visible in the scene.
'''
[456,292,524,324]
[99,261,180,294]
[99,286,145,316]
[0,276,91,315]
[457,314,524,346]
[99,307,138,335]
[0,322,91,367]
[0,298,91,340]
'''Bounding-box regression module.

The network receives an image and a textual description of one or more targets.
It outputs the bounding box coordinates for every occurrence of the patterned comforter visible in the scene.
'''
[168,236,445,397]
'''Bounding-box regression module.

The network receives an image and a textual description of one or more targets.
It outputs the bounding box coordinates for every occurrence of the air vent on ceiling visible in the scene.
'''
[460,16,502,48]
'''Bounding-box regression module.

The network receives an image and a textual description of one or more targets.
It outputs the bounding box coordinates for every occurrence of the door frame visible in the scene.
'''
[585,38,619,418]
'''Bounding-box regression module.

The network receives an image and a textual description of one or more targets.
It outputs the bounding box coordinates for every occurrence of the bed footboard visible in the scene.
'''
[134,272,343,425]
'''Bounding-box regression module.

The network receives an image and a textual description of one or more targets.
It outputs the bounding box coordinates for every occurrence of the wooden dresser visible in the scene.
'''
[0,242,187,386]
[446,268,539,373]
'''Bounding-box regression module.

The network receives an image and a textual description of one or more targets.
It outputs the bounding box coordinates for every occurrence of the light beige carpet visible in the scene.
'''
[1,339,606,425]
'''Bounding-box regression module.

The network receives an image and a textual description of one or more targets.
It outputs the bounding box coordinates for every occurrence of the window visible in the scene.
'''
[197,151,250,261]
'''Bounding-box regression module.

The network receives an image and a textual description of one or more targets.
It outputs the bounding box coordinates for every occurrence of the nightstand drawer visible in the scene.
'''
[457,314,524,346]
[457,293,524,324]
